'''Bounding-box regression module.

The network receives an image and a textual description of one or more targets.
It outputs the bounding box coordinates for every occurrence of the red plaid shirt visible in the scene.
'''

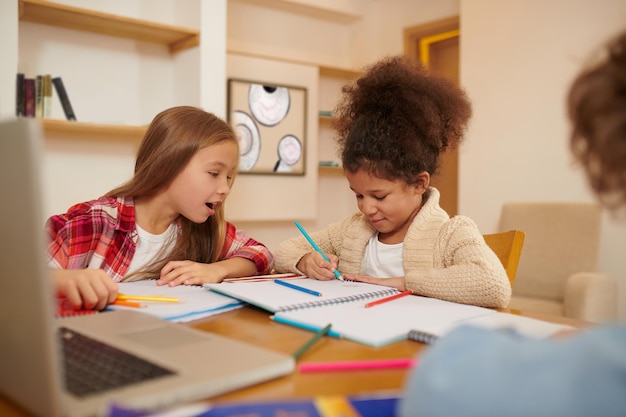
[46,196,273,281]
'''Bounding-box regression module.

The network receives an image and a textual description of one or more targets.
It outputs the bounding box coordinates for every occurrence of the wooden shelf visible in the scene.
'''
[18,0,199,53]
[228,49,362,79]
[318,165,343,175]
[319,65,361,79]
[42,119,147,141]
[234,0,362,24]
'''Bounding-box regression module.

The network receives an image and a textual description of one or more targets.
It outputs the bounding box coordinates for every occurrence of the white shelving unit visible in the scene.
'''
[15,0,201,140]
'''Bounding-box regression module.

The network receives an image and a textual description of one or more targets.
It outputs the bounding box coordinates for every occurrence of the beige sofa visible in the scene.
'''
[498,202,617,323]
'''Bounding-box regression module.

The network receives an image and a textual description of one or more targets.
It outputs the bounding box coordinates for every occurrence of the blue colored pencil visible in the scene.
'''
[294,221,344,281]
[275,279,322,297]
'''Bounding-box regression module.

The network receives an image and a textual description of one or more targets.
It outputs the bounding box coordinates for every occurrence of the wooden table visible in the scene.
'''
[0,306,587,416]
[192,306,586,403]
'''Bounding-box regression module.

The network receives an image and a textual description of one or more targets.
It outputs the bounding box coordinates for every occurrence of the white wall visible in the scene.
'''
[227,0,461,249]
[15,0,625,320]
[459,0,626,321]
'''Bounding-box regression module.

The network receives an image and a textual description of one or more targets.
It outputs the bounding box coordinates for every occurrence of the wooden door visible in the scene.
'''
[404,16,460,216]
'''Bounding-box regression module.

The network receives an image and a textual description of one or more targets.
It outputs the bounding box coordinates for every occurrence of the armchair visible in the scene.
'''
[497,202,617,323]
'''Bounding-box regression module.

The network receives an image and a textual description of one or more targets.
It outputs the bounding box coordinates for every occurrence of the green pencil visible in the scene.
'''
[293,323,333,360]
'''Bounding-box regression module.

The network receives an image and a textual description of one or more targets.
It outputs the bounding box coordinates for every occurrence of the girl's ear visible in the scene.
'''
[415,171,430,193]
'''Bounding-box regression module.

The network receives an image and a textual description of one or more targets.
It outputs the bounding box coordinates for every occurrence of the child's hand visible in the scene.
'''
[345,274,406,291]
[52,269,118,311]
[157,260,227,286]
[296,252,340,281]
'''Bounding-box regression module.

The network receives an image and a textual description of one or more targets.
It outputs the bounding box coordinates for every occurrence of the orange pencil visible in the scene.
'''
[111,299,145,308]
[364,290,413,308]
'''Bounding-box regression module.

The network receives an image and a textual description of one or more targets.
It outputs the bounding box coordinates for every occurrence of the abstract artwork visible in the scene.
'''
[227,79,307,175]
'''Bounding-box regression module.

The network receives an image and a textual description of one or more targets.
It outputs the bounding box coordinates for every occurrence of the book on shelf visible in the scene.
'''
[16,73,60,119]
[24,78,35,117]
[15,73,25,117]
[35,75,43,118]
[42,74,53,118]
[52,76,77,121]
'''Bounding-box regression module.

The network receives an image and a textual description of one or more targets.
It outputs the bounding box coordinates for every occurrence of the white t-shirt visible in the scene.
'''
[360,234,404,278]
[126,222,177,275]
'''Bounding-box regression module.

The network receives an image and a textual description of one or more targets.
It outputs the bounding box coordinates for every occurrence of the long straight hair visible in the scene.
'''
[107,106,239,280]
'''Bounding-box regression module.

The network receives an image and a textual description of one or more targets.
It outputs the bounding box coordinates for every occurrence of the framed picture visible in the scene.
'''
[227,78,307,175]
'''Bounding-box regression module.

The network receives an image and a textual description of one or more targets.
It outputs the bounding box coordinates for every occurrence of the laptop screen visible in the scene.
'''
[0,118,65,416]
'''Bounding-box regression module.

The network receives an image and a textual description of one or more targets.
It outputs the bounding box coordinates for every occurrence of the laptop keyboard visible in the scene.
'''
[58,327,176,398]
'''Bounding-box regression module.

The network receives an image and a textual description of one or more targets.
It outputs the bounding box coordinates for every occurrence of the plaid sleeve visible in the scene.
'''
[220,222,274,274]
[46,201,97,269]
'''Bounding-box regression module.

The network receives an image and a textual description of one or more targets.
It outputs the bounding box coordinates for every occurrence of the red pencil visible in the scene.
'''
[364,290,413,308]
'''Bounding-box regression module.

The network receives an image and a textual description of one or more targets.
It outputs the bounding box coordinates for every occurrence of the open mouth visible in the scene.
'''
[206,202,214,210]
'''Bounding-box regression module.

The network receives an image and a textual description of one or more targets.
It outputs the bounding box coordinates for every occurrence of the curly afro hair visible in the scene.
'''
[568,30,626,212]
[334,55,472,186]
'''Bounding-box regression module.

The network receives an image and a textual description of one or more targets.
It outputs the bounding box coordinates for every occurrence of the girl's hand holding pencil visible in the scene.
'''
[294,221,344,282]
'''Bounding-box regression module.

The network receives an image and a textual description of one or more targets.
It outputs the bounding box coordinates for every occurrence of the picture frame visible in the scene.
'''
[227,78,307,175]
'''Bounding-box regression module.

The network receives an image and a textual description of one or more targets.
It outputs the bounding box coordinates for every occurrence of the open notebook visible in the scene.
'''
[107,280,243,322]
[274,294,574,347]
[407,309,575,344]
[0,118,294,417]
[273,293,498,347]
[204,278,399,313]
[206,277,574,347]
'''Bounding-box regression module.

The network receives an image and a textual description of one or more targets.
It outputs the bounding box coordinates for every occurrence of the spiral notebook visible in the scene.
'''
[204,278,399,313]
[407,310,575,344]
[272,293,497,347]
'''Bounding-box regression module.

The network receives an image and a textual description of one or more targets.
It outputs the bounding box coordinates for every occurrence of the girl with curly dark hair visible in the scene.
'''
[275,56,511,309]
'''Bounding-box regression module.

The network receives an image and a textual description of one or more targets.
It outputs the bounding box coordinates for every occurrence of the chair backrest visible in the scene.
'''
[483,230,525,287]
[498,202,602,301]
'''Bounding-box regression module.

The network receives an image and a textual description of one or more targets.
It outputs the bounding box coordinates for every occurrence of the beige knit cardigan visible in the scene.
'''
[274,188,511,308]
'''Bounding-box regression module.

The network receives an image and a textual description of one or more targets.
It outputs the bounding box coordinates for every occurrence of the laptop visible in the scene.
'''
[0,118,294,417]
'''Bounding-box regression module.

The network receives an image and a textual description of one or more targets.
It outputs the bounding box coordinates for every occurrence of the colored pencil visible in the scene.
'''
[364,290,413,308]
[223,273,303,283]
[274,279,322,297]
[271,315,343,339]
[116,294,179,303]
[294,221,344,281]
[299,358,418,372]
[111,300,145,308]
[293,323,332,359]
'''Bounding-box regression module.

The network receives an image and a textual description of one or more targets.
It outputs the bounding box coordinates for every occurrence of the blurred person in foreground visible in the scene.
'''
[399,29,626,417]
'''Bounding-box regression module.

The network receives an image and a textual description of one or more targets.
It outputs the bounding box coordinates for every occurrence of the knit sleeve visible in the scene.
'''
[404,216,512,308]
[273,215,357,274]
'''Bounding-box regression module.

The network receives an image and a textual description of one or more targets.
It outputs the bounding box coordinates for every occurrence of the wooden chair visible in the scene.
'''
[483,230,525,287]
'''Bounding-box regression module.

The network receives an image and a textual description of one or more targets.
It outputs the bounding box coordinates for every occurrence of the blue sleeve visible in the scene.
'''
[399,324,626,417]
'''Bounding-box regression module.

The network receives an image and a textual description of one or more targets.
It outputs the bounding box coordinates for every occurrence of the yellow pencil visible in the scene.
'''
[116,294,179,303]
